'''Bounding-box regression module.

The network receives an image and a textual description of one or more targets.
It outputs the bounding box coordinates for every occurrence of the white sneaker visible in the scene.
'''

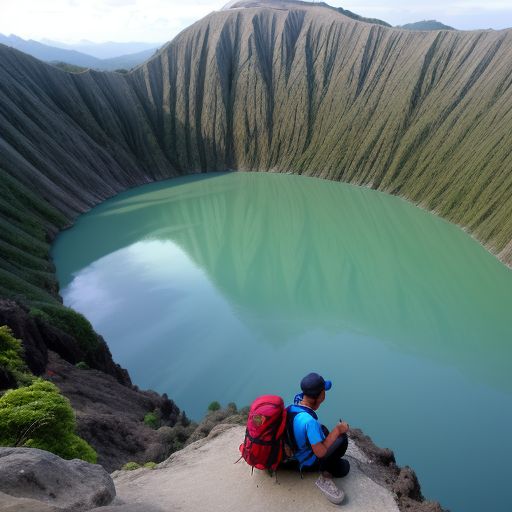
[315,475,345,504]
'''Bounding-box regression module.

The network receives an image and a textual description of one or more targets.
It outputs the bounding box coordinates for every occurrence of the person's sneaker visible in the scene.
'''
[315,475,345,504]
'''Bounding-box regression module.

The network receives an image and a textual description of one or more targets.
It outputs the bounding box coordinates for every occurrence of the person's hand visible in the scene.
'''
[337,421,349,435]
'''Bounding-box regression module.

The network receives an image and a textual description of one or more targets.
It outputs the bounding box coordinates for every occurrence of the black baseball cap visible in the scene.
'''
[300,372,332,398]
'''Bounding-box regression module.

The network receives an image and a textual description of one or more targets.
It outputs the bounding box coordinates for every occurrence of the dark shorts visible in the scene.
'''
[281,427,350,478]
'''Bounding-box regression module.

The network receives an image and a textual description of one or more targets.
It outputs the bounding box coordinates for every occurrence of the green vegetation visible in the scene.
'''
[121,461,158,470]
[51,61,88,73]
[75,361,90,370]
[0,379,97,463]
[30,305,99,354]
[399,20,455,31]
[207,401,221,412]
[144,411,160,429]
[165,423,195,452]
[333,5,391,26]
[122,461,141,470]
[0,326,33,387]
[0,168,64,304]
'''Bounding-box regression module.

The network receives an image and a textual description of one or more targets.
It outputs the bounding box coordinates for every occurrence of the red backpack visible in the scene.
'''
[239,395,288,471]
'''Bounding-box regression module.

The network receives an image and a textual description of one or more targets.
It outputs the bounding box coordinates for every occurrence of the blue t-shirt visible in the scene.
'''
[288,404,325,467]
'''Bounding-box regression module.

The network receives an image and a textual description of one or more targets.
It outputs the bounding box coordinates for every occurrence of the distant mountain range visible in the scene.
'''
[39,39,160,59]
[0,34,160,70]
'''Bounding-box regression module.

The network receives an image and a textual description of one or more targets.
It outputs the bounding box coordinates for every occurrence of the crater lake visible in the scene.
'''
[52,172,512,512]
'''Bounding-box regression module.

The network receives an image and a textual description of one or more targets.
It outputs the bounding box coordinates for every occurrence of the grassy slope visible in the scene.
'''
[132,6,512,259]
[0,2,511,318]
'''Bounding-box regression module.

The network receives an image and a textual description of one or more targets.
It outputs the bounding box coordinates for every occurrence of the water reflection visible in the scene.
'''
[54,172,512,511]
[55,173,512,393]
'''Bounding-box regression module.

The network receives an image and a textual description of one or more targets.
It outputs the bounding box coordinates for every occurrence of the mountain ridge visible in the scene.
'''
[0,34,158,70]
[39,39,160,59]
[131,4,512,259]
[399,20,455,31]
[0,2,511,316]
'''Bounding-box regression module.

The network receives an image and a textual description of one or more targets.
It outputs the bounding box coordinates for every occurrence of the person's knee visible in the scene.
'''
[333,458,350,478]
[324,433,348,459]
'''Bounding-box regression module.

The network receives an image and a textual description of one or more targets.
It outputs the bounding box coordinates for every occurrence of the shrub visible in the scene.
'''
[0,326,33,387]
[0,326,25,373]
[75,361,89,370]
[143,461,157,469]
[0,379,96,463]
[144,411,159,429]
[165,423,195,452]
[207,401,221,412]
[122,461,141,471]
[30,305,99,354]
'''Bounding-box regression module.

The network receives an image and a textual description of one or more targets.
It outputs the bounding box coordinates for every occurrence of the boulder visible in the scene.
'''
[46,351,186,471]
[0,447,115,511]
[0,491,60,512]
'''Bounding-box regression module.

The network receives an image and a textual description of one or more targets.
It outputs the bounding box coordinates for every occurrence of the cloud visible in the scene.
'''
[103,0,137,5]
[2,1,512,42]
[0,0,221,42]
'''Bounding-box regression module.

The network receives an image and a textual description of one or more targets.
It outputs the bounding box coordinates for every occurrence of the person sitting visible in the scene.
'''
[282,372,350,504]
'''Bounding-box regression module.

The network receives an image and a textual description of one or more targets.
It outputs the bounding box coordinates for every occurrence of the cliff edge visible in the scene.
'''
[0,424,443,511]
[112,424,442,512]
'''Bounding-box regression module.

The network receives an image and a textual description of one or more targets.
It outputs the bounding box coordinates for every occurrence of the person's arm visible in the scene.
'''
[311,422,349,459]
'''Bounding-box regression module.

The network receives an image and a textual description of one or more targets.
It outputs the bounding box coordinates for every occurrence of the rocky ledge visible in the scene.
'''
[113,424,445,512]
[0,424,445,512]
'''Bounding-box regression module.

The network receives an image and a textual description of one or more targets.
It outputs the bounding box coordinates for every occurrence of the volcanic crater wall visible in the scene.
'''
[1,2,512,311]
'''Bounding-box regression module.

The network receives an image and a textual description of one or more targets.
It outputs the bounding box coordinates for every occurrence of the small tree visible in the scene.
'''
[208,401,221,412]
[0,325,33,387]
[0,379,96,463]
[144,411,159,429]
[30,306,99,354]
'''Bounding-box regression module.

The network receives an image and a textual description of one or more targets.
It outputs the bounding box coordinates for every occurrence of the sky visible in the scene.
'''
[1,0,512,44]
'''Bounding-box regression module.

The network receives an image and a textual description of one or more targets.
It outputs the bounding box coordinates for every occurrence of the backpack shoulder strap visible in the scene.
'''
[285,405,317,453]
[287,405,318,420]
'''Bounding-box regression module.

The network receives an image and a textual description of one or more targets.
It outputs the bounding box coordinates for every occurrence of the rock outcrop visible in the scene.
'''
[0,424,444,512]
[0,299,190,471]
[0,447,115,511]
[45,351,189,472]
[112,424,444,512]
[0,299,130,384]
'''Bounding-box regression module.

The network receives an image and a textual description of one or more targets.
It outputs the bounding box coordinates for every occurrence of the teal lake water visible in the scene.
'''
[52,172,512,512]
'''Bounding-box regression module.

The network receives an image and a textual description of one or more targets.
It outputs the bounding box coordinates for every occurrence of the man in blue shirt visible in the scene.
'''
[284,372,350,504]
